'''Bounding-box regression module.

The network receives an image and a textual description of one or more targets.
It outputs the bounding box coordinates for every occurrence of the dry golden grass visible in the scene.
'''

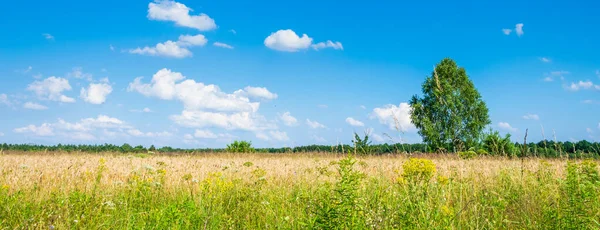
[0,152,568,195]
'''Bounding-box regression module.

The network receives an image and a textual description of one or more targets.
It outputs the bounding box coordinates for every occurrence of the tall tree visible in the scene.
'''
[409,58,491,152]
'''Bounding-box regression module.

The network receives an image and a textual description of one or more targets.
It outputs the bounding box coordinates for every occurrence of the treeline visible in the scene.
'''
[1,140,599,157]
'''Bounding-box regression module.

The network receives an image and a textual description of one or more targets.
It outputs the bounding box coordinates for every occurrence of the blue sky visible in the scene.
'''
[0,0,599,148]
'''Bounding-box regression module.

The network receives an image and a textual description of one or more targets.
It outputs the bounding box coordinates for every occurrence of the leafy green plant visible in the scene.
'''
[483,129,517,156]
[226,141,255,153]
[314,153,365,229]
[352,132,373,155]
[458,150,477,159]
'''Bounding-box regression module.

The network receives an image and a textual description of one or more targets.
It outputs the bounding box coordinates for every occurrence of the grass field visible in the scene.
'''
[1,152,599,229]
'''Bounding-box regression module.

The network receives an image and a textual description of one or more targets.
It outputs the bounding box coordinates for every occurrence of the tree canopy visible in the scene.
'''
[409,58,491,152]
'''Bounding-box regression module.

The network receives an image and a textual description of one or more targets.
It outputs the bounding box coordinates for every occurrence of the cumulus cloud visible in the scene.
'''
[129,68,283,138]
[264,29,344,52]
[515,23,524,36]
[522,114,540,120]
[14,123,54,136]
[234,86,278,100]
[147,0,217,31]
[345,117,364,127]
[306,119,326,129]
[565,80,596,91]
[27,77,75,103]
[498,122,517,132]
[311,40,343,50]
[128,68,275,112]
[264,29,312,52]
[80,82,113,104]
[129,34,207,58]
[170,110,275,131]
[502,29,512,35]
[371,103,415,132]
[279,112,298,126]
[539,57,551,63]
[213,42,234,49]
[127,129,173,137]
[13,115,171,141]
[23,102,48,110]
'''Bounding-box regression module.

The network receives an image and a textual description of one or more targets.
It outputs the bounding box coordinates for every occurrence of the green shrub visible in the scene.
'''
[476,149,488,155]
[483,129,517,156]
[458,150,477,159]
[226,141,255,153]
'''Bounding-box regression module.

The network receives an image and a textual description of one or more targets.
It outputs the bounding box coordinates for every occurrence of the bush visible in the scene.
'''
[226,141,255,153]
[483,130,517,156]
[401,158,437,183]
[458,150,477,159]
[476,149,488,155]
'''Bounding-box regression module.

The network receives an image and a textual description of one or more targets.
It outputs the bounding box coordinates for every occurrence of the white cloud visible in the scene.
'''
[522,113,540,120]
[147,0,217,31]
[213,42,234,49]
[42,33,54,40]
[234,86,278,100]
[110,45,115,51]
[67,67,93,81]
[515,23,524,37]
[371,132,386,143]
[23,102,48,110]
[170,110,275,131]
[565,80,595,91]
[264,29,343,52]
[318,104,328,109]
[360,105,366,109]
[194,129,218,138]
[279,112,298,126]
[539,57,551,63]
[543,70,569,82]
[130,108,153,113]
[498,122,517,132]
[27,77,75,103]
[12,115,170,141]
[596,70,600,78]
[0,94,11,106]
[130,69,279,136]
[129,68,264,112]
[127,129,173,137]
[587,128,594,134]
[264,29,313,52]
[80,82,112,104]
[14,123,54,136]
[130,34,207,58]
[371,103,415,132]
[502,29,512,35]
[311,135,327,143]
[0,132,4,137]
[229,29,236,34]
[311,40,343,50]
[345,117,364,127]
[306,119,326,129]
[269,130,289,141]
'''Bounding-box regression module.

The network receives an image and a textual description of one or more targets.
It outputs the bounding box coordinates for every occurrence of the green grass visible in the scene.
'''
[1,154,599,229]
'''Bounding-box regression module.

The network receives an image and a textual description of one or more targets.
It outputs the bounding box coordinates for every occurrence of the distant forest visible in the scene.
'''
[1,139,599,158]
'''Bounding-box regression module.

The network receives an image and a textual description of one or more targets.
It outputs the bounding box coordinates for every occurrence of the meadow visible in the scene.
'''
[1,152,599,229]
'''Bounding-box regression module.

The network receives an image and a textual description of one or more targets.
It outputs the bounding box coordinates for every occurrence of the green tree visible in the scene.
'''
[226,140,255,153]
[409,58,491,152]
